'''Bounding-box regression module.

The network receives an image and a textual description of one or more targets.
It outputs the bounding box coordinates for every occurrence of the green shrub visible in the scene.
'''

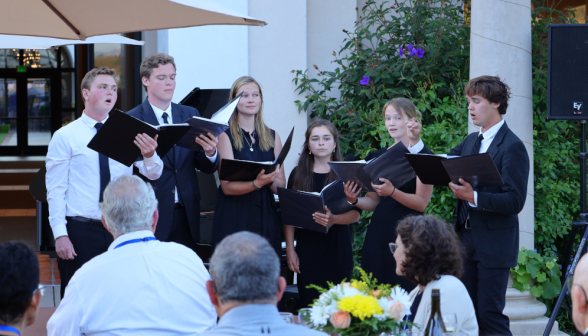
[0,124,10,133]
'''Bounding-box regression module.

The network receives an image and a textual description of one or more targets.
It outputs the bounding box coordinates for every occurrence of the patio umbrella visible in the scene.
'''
[0,34,144,50]
[0,0,266,40]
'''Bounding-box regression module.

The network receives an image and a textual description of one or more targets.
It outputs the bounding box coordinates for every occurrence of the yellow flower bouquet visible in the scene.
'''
[303,268,413,336]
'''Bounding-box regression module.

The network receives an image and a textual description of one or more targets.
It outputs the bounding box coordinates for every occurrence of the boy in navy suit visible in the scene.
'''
[128,53,219,252]
[412,76,529,336]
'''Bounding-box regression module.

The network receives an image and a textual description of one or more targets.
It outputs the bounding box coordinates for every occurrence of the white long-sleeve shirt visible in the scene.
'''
[47,230,217,336]
[45,112,163,239]
[148,101,217,203]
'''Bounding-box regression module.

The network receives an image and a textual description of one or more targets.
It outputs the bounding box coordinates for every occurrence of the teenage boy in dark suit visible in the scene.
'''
[128,53,219,252]
[412,76,530,336]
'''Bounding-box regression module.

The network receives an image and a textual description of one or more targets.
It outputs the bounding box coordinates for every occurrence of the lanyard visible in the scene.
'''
[114,237,156,249]
[0,326,20,336]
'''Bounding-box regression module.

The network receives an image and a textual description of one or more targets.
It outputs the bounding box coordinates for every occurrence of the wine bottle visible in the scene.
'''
[423,289,447,336]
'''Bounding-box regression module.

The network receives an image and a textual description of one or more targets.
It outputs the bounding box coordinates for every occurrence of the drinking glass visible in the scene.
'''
[297,308,312,326]
[279,312,294,324]
[442,313,458,333]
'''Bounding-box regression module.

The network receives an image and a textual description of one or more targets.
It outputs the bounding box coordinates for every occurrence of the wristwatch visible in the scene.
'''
[347,198,359,206]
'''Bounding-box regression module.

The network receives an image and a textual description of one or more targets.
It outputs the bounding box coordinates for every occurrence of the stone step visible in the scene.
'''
[0,169,39,185]
[0,190,36,209]
[0,157,45,169]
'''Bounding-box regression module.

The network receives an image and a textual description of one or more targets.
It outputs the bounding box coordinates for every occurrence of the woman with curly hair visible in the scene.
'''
[392,215,478,335]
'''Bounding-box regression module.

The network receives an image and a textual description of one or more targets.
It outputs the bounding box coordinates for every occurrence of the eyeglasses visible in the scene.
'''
[567,276,588,303]
[33,284,48,297]
[389,242,398,254]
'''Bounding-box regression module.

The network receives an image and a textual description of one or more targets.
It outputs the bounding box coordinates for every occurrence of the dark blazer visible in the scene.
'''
[128,99,219,241]
[449,122,529,269]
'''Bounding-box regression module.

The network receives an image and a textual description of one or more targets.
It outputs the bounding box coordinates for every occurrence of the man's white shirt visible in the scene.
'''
[47,230,217,336]
[470,119,504,207]
[148,101,217,203]
[45,112,163,239]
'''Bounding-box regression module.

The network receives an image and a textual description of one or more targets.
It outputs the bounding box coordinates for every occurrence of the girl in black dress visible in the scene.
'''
[285,119,361,308]
[212,76,286,256]
[343,98,434,293]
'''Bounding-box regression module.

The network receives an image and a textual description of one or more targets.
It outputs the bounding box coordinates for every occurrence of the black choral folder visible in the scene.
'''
[87,109,191,167]
[328,142,415,192]
[404,153,504,189]
[277,180,355,234]
[175,93,243,151]
[219,127,295,181]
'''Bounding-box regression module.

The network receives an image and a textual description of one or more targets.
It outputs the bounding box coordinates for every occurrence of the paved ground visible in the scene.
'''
[25,307,56,336]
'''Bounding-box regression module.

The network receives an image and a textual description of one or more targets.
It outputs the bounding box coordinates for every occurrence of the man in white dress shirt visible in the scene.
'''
[201,231,326,336]
[45,67,164,298]
[47,175,217,336]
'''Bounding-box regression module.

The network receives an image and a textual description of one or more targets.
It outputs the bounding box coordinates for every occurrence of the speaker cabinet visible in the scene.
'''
[548,24,588,120]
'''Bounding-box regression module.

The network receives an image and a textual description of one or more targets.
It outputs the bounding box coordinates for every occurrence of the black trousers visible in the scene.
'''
[460,229,511,336]
[166,204,199,253]
[57,217,113,298]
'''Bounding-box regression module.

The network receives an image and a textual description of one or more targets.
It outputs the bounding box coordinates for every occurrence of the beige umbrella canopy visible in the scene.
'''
[0,0,266,40]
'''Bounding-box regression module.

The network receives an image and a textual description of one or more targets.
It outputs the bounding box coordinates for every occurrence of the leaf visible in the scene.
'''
[531,285,544,298]
[536,271,547,283]
[527,258,541,278]
[513,279,526,292]
[518,250,528,264]
[542,278,562,300]
[517,272,531,285]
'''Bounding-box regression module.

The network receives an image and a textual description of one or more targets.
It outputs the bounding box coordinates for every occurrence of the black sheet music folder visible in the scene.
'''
[219,127,295,181]
[87,109,190,167]
[277,180,354,234]
[404,153,504,189]
[328,142,415,192]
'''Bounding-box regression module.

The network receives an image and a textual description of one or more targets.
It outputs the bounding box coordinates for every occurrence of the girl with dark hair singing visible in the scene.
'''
[285,119,361,308]
[344,98,434,293]
[212,76,286,256]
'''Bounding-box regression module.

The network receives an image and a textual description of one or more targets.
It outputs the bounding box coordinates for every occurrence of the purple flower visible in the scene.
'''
[407,44,414,51]
[416,47,425,58]
[398,45,403,57]
[360,76,370,85]
[410,48,417,57]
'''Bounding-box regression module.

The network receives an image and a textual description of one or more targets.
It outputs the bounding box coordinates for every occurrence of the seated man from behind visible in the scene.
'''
[48,175,217,335]
[0,242,43,336]
[202,231,326,336]
[572,254,588,336]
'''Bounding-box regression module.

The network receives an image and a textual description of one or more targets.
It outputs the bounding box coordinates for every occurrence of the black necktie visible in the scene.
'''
[162,112,170,124]
[456,133,485,226]
[162,112,183,205]
[94,122,111,202]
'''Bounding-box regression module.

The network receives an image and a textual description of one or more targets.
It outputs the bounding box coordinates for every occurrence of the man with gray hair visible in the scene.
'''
[47,175,217,335]
[201,231,326,336]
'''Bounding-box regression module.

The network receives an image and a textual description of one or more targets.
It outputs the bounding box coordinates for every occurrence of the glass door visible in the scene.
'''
[0,73,59,156]
[26,78,52,147]
[0,78,17,148]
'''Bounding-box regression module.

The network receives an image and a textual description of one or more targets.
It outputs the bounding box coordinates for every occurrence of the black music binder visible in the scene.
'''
[175,93,242,151]
[277,180,355,234]
[328,142,415,191]
[404,153,504,189]
[219,127,294,181]
[87,109,191,167]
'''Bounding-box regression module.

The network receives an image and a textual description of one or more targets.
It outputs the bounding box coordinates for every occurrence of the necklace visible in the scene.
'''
[240,127,255,152]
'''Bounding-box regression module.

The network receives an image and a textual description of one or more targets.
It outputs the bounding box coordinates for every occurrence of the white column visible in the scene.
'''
[470,1,560,335]
[470,0,534,251]
[248,1,308,177]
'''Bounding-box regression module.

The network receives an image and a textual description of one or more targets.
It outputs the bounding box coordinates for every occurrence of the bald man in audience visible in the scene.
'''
[572,254,588,336]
